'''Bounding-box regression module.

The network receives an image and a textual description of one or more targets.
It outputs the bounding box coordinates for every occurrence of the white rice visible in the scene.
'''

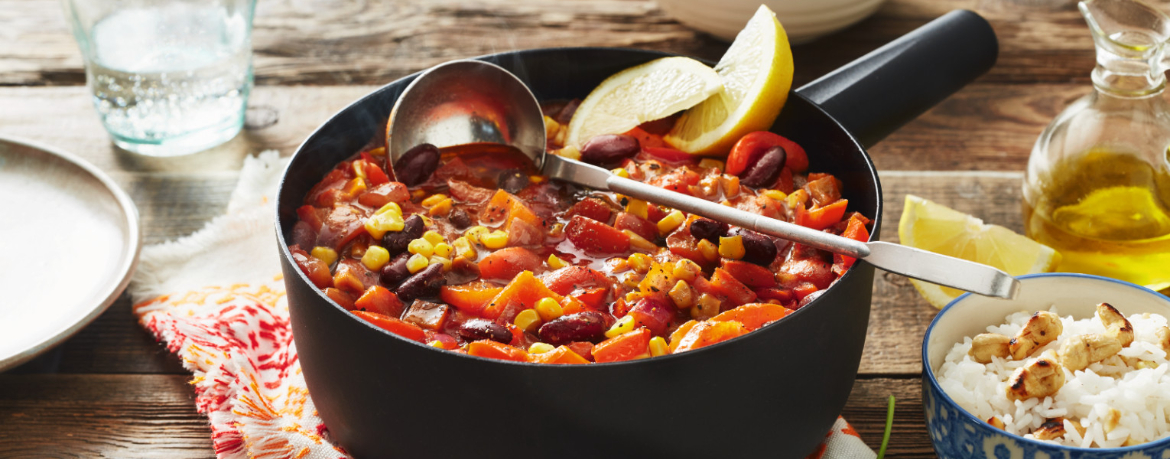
[937,306,1170,448]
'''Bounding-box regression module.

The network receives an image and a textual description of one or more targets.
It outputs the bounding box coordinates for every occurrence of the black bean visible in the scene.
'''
[448,208,472,229]
[689,218,728,243]
[498,169,529,194]
[383,214,425,255]
[457,319,513,344]
[394,143,441,186]
[395,263,446,302]
[380,252,412,288]
[538,311,609,345]
[740,146,787,188]
[580,134,640,166]
[729,228,778,266]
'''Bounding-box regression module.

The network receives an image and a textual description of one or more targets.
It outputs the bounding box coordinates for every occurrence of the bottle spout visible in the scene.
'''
[1080,0,1170,95]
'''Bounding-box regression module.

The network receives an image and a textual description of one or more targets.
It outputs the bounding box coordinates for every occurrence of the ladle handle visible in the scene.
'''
[606,176,871,258]
[795,9,998,148]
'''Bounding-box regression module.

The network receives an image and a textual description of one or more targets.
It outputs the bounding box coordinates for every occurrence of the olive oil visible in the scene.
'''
[1023,150,1170,291]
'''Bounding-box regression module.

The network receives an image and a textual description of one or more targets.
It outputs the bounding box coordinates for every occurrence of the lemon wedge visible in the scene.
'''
[664,5,794,156]
[898,194,1061,308]
[564,57,723,149]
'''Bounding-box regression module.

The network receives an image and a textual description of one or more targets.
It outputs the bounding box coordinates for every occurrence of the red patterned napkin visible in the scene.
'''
[128,152,876,459]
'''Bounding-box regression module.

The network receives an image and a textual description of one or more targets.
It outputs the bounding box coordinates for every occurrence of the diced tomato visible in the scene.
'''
[614,212,657,242]
[354,285,405,317]
[542,266,611,296]
[805,176,842,208]
[592,328,651,363]
[711,303,791,331]
[754,288,794,304]
[565,198,614,224]
[357,182,408,209]
[628,298,674,337]
[426,333,460,350]
[307,168,351,207]
[782,258,835,290]
[792,282,820,300]
[720,260,778,289]
[507,198,546,230]
[671,320,748,353]
[833,216,871,276]
[440,282,505,315]
[479,247,543,281]
[646,204,668,224]
[727,131,808,176]
[353,159,390,186]
[565,215,630,254]
[795,199,848,231]
[324,287,354,310]
[291,222,317,251]
[481,271,563,321]
[448,179,494,204]
[353,310,426,343]
[565,341,595,362]
[290,246,332,288]
[317,205,368,250]
[480,189,514,225]
[573,287,609,310]
[708,268,758,307]
[296,205,327,232]
[433,157,473,184]
[467,340,530,362]
[531,346,590,364]
[649,168,701,194]
[622,126,668,149]
[776,167,794,194]
[666,226,710,267]
[506,218,544,247]
[639,146,693,165]
[560,296,591,315]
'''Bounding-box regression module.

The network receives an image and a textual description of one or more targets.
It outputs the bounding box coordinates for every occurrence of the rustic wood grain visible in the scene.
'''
[0,0,1133,87]
[0,373,927,458]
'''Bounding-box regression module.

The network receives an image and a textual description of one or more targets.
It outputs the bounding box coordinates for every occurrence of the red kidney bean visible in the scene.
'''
[457,318,513,344]
[740,146,786,188]
[382,214,425,255]
[395,263,445,302]
[580,134,639,166]
[380,252,412,288]
[538,311,610,345]
[688,218,728,243]
[394,143,441,186]
[729,228,778,266]
[448,208,472,229]
[498,169,529,194]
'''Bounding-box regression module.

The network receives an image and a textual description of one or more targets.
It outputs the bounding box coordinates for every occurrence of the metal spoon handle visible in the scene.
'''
[607,175,1019,299]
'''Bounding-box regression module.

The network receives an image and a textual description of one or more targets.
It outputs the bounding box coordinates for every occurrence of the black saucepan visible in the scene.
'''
[276,10,997,458]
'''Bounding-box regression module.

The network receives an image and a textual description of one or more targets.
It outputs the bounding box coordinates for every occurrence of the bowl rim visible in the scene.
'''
[921,272,1170,452]
[277,46,884,368]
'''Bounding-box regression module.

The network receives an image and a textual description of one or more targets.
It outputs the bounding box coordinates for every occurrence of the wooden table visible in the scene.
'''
[0,0,1110,456]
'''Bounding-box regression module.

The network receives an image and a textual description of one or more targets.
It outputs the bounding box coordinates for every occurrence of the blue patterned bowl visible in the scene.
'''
[922,273,1170,459]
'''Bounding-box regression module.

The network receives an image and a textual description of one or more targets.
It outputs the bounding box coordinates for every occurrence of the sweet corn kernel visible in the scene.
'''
[611,167,630,179]
[352,161,367,178]
[406,253,429,273]
[411,189,426,200]
[623,230,658,253]
[423,230,445,245]
[429,256,452,271]
[697,239,718,261]
[621,272,640,289]
[529,342,556,355]
[375,202,402,216]
[649,336,669,357]
[669,280,694,309]
[480,230,508,249]
[543,116,561,140]
[451,237,477,260]
[310,246,338,266]
[721,175,741,198]
[787,189,809,209]
[719,236,745,260]
[408,238,435,258]
[657,210,685,236]
[625,199,649,220]
[535,297,564,322]
[672,259,701,282]
[720,200,734,207]
[624,291,644,303]
[420,215,434,226]
[428,340,445,348]
[361,245,391,270]
[698,158,724,171]
[349,239,368,258]
[530,175,545,184]
[605,315,636,338]
[553,146,581,161]
[514,309,542,333]
[465,226,490,244]
[548,222,565,239]
[627,253,653,273]
[363,212,405,239]
[432,242,453,259]
[691,294,721,320]
[761,189,788,201]
[367,147,386,156]
[547,254,567,270]
[428,198,453,217]
[608,258,630,273]
[421,193,449,208]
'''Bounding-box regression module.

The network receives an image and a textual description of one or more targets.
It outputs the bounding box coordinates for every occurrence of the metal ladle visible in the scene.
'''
[388,60,1020,299]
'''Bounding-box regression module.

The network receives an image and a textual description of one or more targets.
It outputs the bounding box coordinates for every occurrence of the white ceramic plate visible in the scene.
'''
[0,136,141,371]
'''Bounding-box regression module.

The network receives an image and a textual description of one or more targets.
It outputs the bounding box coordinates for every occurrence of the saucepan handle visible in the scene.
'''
[795,9,998,148]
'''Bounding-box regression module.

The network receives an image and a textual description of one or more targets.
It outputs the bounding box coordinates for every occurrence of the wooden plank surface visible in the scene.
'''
[5,0,1103,87]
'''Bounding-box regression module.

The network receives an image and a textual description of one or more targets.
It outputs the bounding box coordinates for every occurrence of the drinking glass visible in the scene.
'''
[63,0,257,156]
